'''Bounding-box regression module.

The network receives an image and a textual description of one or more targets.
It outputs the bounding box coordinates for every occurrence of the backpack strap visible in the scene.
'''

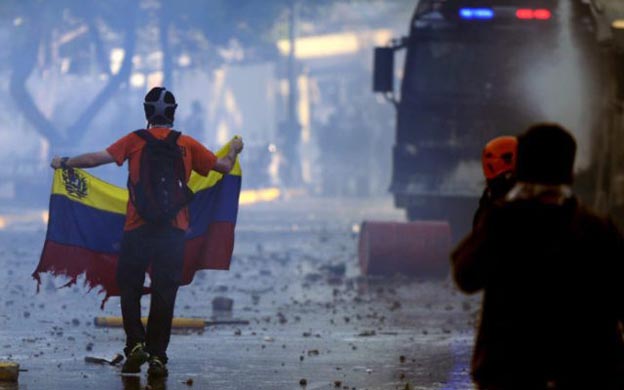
[133,129,156,143]
[164,130,181,145]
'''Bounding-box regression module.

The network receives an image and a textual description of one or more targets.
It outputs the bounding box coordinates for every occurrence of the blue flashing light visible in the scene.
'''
[459,8,494,20]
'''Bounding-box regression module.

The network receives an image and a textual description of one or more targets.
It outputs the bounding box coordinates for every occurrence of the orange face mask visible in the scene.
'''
[482,136,518,180]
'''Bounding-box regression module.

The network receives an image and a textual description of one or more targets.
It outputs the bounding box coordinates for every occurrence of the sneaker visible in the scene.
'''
[147,356,168,378]
[121,342,149,374]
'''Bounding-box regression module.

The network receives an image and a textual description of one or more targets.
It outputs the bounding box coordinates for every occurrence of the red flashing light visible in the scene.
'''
[534,9,551,20]
[516,9,534,19]
[515,8,551,20]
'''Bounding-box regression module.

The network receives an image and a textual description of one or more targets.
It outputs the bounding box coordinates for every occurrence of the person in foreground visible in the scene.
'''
[451,123,624,389]
[50,87,244,377]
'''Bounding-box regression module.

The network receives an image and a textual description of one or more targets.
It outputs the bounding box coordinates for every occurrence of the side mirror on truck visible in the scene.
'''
[612,21,624,99]
[373,47,394,93]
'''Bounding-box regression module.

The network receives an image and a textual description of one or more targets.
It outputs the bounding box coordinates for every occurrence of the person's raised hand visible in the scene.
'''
[231,137,244,154]
[50,156,62,169]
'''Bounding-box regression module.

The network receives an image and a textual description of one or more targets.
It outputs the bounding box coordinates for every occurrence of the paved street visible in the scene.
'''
[0,197,478,390]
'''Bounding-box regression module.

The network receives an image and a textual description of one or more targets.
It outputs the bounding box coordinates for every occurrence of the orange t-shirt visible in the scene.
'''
[106,127,217,231]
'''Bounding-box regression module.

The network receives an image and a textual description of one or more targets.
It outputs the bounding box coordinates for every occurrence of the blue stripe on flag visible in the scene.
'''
[46,194,125,253]
[187,175,241,239]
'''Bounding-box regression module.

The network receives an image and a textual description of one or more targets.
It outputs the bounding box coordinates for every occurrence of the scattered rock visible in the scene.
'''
[212,297,234,312]
[84,355,114,365]
[320,263,346,277]
[358,330,376,337]
[307,349,319,356]
[299,378,307,386]
[184,378,194,386]
[304,273,322,283]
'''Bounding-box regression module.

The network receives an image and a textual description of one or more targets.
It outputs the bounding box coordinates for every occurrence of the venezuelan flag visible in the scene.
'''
[33,140,241,307]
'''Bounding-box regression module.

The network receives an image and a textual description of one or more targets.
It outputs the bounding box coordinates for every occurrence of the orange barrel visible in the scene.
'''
[358,220,451,278]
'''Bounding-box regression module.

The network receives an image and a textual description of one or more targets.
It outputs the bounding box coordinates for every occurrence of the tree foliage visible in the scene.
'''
[2,0,383,147]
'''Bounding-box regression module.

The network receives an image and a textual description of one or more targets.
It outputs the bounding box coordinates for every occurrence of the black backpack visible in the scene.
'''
[128,129,194,224]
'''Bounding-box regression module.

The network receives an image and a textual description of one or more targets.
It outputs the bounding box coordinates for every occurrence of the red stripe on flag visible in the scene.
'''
[182,222,235,285]
[34,240,121,297]
[34,221,235,306]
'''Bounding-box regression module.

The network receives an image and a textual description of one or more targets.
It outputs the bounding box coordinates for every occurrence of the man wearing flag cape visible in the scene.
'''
[45,87,244,377]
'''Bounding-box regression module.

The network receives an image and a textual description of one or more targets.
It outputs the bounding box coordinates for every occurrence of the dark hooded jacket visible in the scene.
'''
[452,186,624,388]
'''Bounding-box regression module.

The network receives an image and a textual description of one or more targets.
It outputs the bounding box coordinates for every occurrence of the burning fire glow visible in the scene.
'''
[239,188,281,206]
[0,210,50,230]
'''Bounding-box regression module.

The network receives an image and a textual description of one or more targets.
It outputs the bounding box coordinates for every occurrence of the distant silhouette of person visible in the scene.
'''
[184,100,206,142]
[452,123,624,389]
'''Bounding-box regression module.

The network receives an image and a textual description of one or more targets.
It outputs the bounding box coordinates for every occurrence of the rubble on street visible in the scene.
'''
[0,198,478,389]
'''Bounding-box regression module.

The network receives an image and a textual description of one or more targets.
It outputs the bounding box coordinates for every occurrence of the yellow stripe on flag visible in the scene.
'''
[189,137,241,192]
[52,168,127,214]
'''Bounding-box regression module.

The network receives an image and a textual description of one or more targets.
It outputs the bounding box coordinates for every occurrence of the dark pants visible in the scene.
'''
[116,224,185,362]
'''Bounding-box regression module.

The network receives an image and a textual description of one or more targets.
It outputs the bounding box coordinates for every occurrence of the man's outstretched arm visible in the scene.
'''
[213,138,244,174]
[50,151,116,169]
